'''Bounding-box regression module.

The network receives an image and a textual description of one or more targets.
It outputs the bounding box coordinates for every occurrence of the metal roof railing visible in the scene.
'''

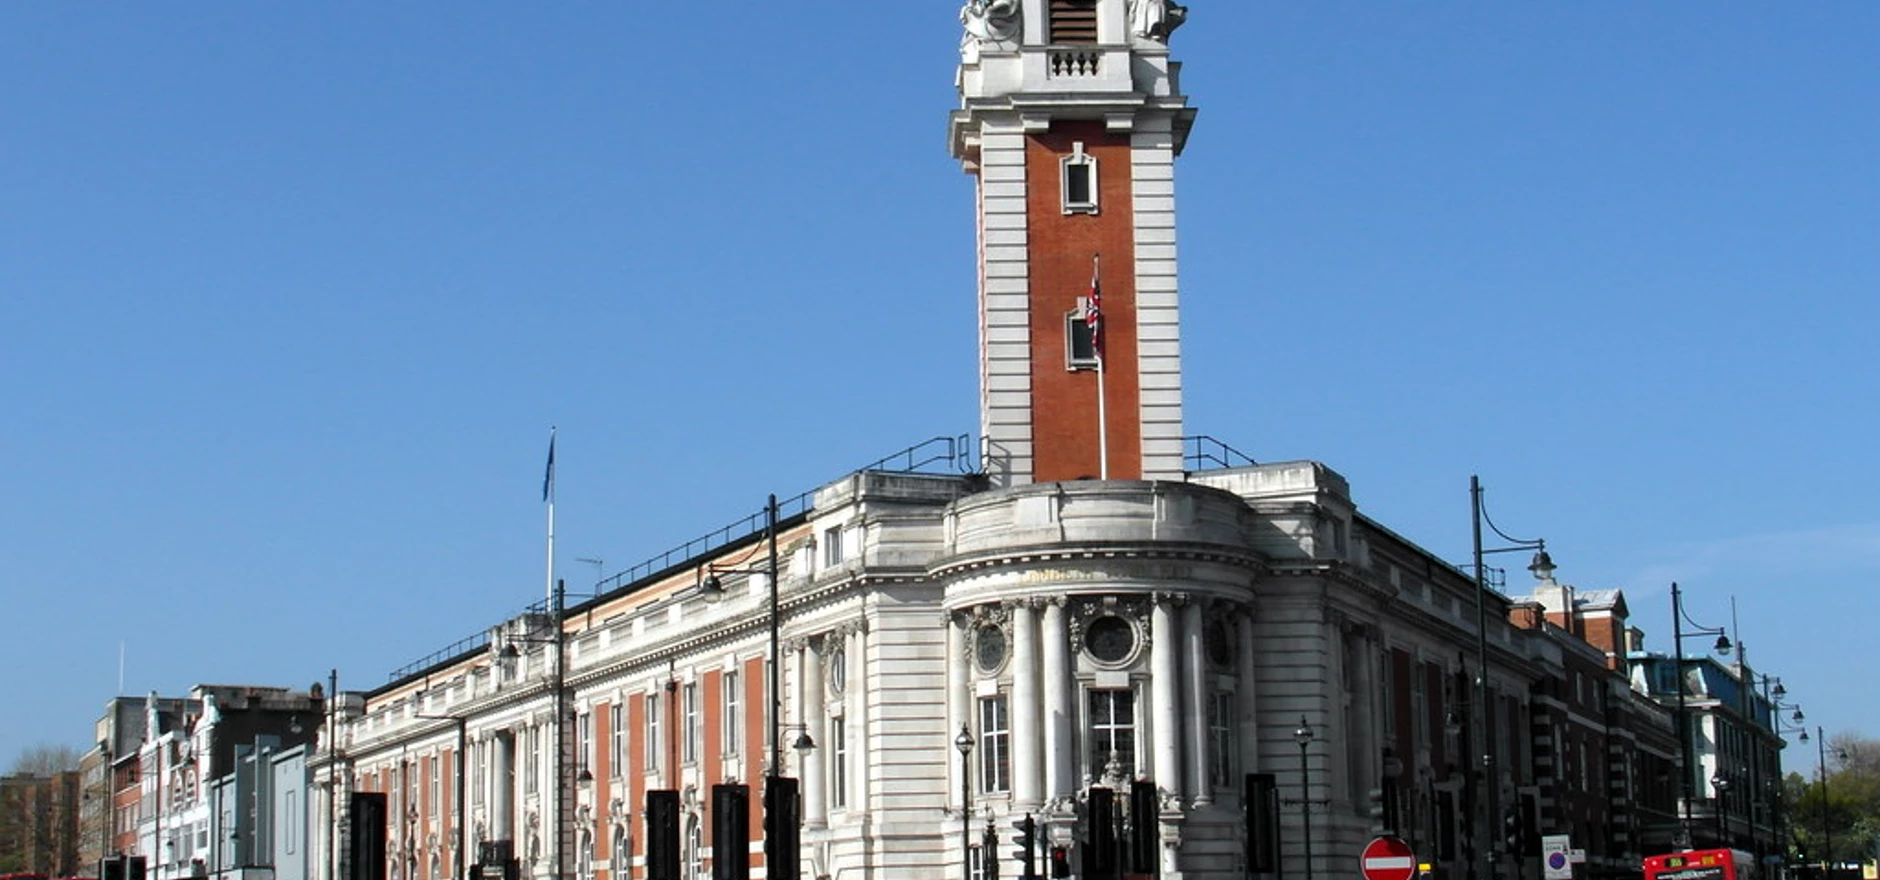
[384,435,977,683]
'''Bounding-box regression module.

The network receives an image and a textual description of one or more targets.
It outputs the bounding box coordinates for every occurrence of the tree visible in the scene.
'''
[1785,734,1880,872]
[10,744,81,775]
[1,743,85,875]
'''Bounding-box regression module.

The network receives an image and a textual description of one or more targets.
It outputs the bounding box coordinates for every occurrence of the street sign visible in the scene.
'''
[1360,836,1417,880]
[1541,834,1572,880]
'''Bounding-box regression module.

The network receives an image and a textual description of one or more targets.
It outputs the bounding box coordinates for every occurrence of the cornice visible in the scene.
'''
[928,539,1264,582]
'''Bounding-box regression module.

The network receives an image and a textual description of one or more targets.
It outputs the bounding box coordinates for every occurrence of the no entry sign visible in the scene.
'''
[1360,836,1417,880]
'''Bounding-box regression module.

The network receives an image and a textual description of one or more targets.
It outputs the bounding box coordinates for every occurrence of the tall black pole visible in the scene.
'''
[1672,583,1691,848]
[768,495,781,779]
[959,727,974,880]
[1469,476,1497,880]
[1819,728,1830,877]
[1296,717,1314,880]
[554,581,566,880]
[765,494,785,880]
[454,720,467,880]
[328,669,339,880]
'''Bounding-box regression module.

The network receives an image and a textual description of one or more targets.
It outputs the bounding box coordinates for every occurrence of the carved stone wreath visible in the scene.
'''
[1068,596,1154,661]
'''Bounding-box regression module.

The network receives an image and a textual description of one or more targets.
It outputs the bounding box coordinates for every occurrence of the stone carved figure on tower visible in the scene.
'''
[960,0,1021,47]
[1128,0,1187,42]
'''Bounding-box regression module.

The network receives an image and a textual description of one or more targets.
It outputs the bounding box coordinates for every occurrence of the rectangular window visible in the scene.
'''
[429,755,441,815]
[823,527,844,567]
[1060,144,1099,215]
[471,742,484,807]
[978,696,1012,793]
[646,693,663,772]
[524,729,539,795]
[722,672,741,758]
[579,712,595,778]
[1207,691,1235,788]
[831,717,849,810]
[610,705,625,778]
[683,683,700,765]
[1088,689,1136,780]
[1065,311,1097,370]
[285,790,298,854]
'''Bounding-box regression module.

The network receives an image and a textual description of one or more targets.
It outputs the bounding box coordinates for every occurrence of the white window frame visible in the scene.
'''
[646,693,663,773]
[1086,687,1137,781]
[1060,141,1099,215]
[682,683,700,765]
[722,672,741,758]
[978,696,1011,794]
[822,527,844,568]
[610,704,625,779]
[1065,308,1098,370]
[1207,691,1235,789]
[831,717,848,810]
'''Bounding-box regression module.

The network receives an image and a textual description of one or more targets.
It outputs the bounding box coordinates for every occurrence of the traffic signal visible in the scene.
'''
[1012,814,1038,879]
[1367,788,1388,833]
[1501,807,1524,858]
[711,784,750,880]
[765,777,802,880]
[1050,847,1071,880]
[1086,787,1118,880]
[1244,774,1278,875]
[983,822,1001,880]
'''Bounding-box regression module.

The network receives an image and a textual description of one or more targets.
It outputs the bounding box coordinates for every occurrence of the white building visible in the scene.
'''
[310,6,1676,880]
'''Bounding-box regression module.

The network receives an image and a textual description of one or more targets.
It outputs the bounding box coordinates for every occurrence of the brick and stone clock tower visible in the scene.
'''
[950,0,1196,487]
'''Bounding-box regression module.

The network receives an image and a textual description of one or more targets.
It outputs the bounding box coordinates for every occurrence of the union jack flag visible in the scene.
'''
[1085,257,1103,358]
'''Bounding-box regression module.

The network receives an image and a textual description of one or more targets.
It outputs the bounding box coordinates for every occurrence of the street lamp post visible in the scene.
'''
[1711,774,1732,848]
[1469,477,1550,880]
[1295,717,1315,880]
[700,495,800,880]
[414,714,469,880]
[1816,730,1845,880]
[1670,582,1732,849]
[956,726,975,880]
[500,582,570,880]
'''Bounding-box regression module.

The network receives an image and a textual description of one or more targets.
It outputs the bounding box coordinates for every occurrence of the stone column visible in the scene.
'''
[494,731,515,846]
[951,612,973,803]
[1235,607,1259,775]
[1151,596,1181,800]
[1012,600,1043,810]
[802,639,827,828]
[1042,598,1073,807]
[1183,599,1210,807]
[846,626,868,814]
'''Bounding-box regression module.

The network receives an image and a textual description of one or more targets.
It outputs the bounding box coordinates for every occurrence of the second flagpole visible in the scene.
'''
[544,425,557,602]
[1090,255,1108,480]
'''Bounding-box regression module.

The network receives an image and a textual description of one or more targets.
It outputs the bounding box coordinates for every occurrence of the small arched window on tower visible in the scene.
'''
[1061,141,1099,215]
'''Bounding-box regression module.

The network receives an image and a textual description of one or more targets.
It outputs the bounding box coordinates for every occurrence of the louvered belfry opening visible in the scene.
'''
[1049,0,1099,44]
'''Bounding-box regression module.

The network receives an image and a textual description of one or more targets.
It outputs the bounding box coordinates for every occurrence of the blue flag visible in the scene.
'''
[543,430,556,502]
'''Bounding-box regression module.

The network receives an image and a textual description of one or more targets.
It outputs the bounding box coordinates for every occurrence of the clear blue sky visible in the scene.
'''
[3,3,1874,767]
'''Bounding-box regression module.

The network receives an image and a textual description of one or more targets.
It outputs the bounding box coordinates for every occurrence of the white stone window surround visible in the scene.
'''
[1061,141,1099,215]
[1083,680,1140,784]
[1064,307,1098,371]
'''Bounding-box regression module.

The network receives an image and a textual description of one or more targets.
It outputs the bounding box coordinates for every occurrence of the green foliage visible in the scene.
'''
[1785,734,1880,866]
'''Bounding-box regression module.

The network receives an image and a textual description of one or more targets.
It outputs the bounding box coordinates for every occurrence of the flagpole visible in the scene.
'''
[1096,354,1108,480]
[1090,254,1109,480]
[544,426,557,603]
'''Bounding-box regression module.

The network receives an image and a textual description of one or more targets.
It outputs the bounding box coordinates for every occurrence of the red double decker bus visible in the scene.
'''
[1643,849,1757,880]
